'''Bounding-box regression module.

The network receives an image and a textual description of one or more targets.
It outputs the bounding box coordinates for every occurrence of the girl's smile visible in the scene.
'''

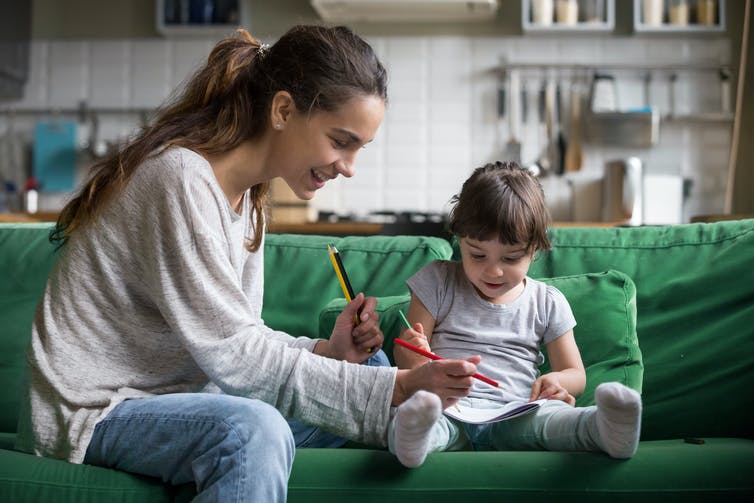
[459,237,533,304]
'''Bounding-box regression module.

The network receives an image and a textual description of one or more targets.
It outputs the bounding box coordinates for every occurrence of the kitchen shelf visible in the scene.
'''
[156,0,242,37]
[662,112,734,123]
[522,0,615,33]
[633,0,726,33]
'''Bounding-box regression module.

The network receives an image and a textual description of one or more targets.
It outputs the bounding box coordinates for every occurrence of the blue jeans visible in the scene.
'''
[84,393,295,502]
[287,349,390,448]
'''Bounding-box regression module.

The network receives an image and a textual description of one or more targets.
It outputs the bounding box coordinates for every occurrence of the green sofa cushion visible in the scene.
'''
[263,234,453,340]
[527,220,754,441]
[320,269,641,405]
[287,438,754,502]
[0,223,59,433]
[0,448,194,503]
[319,294,411,364]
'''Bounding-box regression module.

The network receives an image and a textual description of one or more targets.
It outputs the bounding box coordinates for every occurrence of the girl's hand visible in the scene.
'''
[529,373,576,406]
[327,293,384,363]
[401,322,431,352]
[393,355,482,409]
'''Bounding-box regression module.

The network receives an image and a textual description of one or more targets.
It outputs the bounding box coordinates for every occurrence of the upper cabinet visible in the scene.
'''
[633,0,726,33]
[522,0,616,33]
[156,0,242,36]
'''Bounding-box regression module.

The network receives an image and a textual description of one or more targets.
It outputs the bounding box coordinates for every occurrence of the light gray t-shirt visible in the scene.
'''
[407,260,576,403]
[18,146,396,463]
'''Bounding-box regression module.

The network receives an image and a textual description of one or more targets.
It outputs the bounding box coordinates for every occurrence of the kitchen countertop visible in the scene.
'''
[0,213,623,232]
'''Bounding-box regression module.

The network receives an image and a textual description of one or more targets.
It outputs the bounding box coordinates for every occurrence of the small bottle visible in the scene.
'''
[24,177,39,214]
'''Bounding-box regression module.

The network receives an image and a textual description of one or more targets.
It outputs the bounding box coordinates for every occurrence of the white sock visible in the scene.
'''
[593,382,642,459]
[392,390,442,468]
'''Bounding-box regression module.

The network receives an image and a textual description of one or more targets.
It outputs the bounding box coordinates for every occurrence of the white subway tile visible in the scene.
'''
[48,41,89,107]
[89,41,130,108]
[169,39,214,93]
[16,41,49,109]
[131,40,172,108]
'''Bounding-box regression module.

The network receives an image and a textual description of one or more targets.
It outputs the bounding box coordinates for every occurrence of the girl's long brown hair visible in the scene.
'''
[52,25,387,252]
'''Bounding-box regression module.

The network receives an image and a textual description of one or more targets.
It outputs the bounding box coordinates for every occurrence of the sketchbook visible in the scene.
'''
[443,399,547,424]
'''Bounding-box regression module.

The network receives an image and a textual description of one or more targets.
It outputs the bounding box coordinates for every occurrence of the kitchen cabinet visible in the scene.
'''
[522,0,615,33]
[633,0,726,33]
[156,0,242,36]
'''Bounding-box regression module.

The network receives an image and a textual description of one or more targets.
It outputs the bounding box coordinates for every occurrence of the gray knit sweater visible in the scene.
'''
[17,147,395,463]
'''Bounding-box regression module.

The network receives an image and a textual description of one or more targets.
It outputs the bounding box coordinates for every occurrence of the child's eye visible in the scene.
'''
[504,256,524,264]
[471,254,485,260]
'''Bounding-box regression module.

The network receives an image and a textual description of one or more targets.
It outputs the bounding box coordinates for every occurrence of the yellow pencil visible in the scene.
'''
[328,244,373,352]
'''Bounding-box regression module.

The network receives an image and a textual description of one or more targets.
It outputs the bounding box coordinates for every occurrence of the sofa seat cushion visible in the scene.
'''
[320,269,641,405]
[287,438,754,502]
[0,448,194,503]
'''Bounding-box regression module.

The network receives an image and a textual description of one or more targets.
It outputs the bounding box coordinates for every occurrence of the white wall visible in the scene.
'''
[0,33,733,222]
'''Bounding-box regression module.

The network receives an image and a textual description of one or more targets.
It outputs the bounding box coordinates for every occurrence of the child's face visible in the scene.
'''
[458,237,534,304]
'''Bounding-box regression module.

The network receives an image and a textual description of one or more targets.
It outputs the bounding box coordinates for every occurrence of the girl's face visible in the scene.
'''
[458,237,534,304]
[274,95,385,200]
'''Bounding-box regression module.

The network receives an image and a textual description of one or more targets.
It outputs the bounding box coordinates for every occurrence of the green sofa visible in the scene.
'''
[1,220,753,502]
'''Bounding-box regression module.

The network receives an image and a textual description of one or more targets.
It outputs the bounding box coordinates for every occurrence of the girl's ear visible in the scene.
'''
[270,90,295,129]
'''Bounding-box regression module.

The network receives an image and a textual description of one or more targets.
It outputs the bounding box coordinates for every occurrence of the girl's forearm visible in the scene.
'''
[554,368,586,397]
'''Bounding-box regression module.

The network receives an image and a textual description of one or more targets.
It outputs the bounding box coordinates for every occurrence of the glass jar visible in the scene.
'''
[696,0,717,25]
[669,0,690,25]
[556,0,579,24]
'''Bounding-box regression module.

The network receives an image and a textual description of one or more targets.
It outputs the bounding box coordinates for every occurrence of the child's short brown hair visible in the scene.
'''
[448,161,551,252]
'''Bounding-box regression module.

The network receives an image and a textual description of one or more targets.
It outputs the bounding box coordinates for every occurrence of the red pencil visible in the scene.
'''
[393,337,500,388]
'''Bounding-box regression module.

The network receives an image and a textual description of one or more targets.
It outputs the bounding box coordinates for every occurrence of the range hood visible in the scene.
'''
[310,0,499,22]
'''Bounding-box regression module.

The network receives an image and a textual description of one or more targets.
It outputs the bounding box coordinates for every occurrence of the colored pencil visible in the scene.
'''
[327,244,372,352]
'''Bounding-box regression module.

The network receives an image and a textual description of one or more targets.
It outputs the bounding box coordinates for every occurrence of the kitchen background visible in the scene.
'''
[1,0,752,228]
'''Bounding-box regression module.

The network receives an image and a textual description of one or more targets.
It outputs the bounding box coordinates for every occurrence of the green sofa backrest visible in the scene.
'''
[0,224,59,434]
[526,220,754,441]
[262,234,454,339]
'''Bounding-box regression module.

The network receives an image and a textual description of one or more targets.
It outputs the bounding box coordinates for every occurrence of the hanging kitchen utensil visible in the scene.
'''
[502,69,522,164]
[590,73,617,112]
[555,78,566,175]
[496,69,507,159]
[564,78,584,173]
[536,78,556,176]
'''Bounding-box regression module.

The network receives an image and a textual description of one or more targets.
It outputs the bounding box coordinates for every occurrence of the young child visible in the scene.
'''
[390,161,642,468]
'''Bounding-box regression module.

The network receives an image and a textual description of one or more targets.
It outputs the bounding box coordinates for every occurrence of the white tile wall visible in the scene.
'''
[0,34,733,222]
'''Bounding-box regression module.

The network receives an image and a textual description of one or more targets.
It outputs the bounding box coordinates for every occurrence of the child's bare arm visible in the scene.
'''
[394,297,436,369]
[530,330,586,403]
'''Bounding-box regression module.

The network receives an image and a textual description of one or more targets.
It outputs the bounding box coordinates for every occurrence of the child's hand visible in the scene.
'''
[529,373,576,405]
[400,322,431,352]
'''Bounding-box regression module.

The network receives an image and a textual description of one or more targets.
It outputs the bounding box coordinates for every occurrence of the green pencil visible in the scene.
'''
[398,310,411,329]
